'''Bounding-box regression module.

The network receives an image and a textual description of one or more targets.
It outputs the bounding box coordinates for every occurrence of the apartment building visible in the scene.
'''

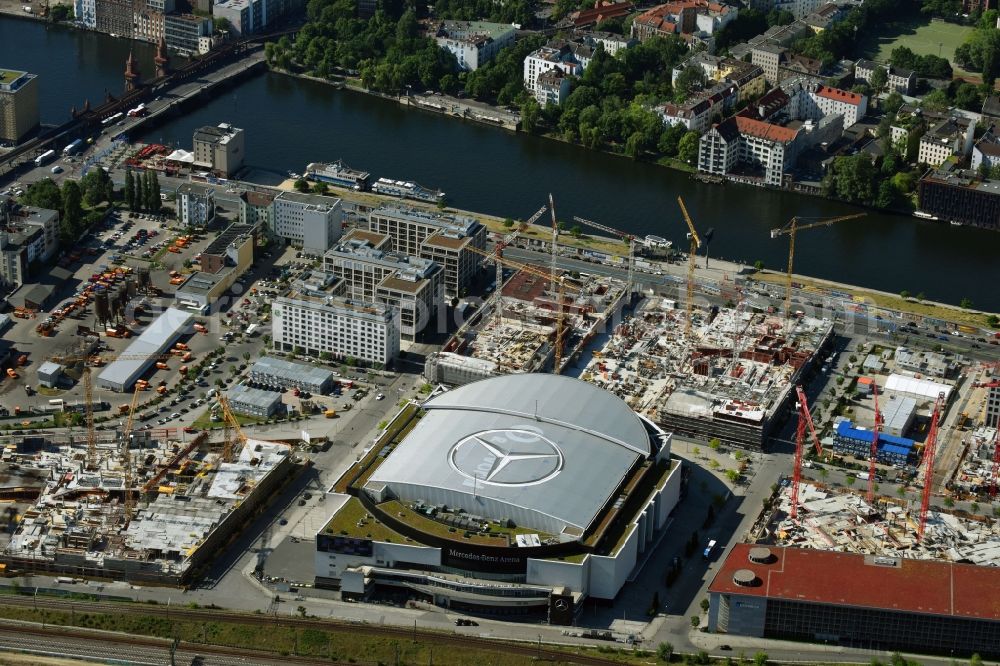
[631,0,737,44]
[418,229,484,300]
[192,123,244,177]
[272,191,343,255]
[523,40,589,100]
[0,69,38,145]
[134,2,167,44]
[176,182,216,228]
[535,69,571,106]
[769,0,823,19]
[658,81,737,133]
[165,13,214,55]
[673,53,766,103]
[272,294,400,367]
[699,116,798,186]
[74,0,97,29]
[918,116,976,167]
[239,189,276,228]
[972,130,1000,172]
[14,205,59,264]
[802,84,867,128]
[434,21,515,71]
[854,59,916,95]
[583,31,636,56]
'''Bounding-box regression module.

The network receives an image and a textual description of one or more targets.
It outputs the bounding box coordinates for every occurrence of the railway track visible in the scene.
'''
[0,596,627,665]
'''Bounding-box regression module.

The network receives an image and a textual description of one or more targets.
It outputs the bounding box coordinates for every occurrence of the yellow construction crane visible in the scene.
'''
[770,213,865,329]
[217,394,246,463]
[49,350,178,469]
[120,385,142,522]
[572,216,636,300]
[677,197,701,338]
[467,245,581,374]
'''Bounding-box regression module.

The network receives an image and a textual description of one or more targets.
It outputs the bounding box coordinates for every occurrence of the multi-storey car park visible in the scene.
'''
[315,373,682,624]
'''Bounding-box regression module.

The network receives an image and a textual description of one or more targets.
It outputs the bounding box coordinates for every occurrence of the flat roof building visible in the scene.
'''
[884,373,952,403]
[192,123,244,177]
[176,182,216,228]
[709,544,1000,658]
[96,307,194,391]
[273,191,344,256]
[272,294,400,367]
[0,69,38,144]
[434,21,516,71]
[226,384,284,418]
[250,356,334,394]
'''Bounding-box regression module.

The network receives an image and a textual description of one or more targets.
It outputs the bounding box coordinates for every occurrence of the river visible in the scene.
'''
[2,17,995,310]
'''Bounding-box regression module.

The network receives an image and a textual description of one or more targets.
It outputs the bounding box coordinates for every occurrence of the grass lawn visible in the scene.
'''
[860,16,973,76]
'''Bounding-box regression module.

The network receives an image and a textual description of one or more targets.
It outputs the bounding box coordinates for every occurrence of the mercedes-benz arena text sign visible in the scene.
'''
[449,427,564,487]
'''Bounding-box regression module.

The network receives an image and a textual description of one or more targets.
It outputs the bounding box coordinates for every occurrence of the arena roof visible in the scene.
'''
[710,544,1000,621]
[367,374,660,536]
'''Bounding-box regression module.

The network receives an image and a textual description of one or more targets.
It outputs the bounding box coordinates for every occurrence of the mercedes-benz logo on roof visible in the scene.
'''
[449,428,563,487]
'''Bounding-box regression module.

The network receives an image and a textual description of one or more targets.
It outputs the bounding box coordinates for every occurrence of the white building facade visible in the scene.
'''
[272,295,400,366]
[273,191,344,256]
[176,183,216,228]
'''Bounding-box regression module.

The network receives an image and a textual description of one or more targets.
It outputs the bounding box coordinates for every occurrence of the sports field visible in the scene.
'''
[861,17,972,75]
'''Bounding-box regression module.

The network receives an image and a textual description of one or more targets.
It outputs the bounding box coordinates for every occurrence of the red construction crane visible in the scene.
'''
[790,386,823,521]
[917,393,945,542]
[867,383,883,505]
[991,429,1000,500]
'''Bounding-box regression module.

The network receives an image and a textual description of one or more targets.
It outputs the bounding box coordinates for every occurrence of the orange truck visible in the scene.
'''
[6,369,17,379]
[193,323,207,334]
[155,362,169,370]
[174,343,189,351]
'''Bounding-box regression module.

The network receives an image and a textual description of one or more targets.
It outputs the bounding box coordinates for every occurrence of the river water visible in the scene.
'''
[3,18,995,309]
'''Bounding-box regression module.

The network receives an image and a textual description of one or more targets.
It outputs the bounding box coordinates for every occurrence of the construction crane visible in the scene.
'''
[218,394,247,463]
[549,193,558,299]
[867,382,883,505]
[769,213,865,331]
[489,204,548,329]
[50,350,176,469]
[790,385,823,521]
[467,245,581,373]
[917,393,945,542]
[120,385,142,522]
[677,196,701,338]
[991,428,1000,500]
[572,215,636,300]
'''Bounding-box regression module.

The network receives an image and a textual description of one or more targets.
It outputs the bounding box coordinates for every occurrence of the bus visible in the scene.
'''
[702,539,718,560]
[34,149,56,167]
[62,139,84,156]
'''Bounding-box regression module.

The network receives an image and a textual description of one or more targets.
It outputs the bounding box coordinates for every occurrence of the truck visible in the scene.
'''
[193,323,207,334]
[245,323,259,337]
[702,539,718,560]
[34,149,56,167]
[62,139,84,157]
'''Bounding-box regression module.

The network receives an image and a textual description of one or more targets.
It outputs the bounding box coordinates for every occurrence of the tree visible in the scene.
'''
[869,67,888,96]
[846,475,856,487]
[726,469,740,483]
[149,170,161,213]
[960,298,974,309]
[944,496,955,508]
[657,642,674,662]
[753,259,764,271]
[753,652,769,666]
[971,501,980,514]
[690,615,701,628]
[673,65,705,101]
[124,169,136,211]
[899,290,910,299]
[987,314,999,328]
[294,178,310,193]
[61,180,83,244]
[20,178,62,211]
[700,598,710,613]
[709,437,721,451]
[678,131,700,164]
[313,181,329,195]
[82,167,113,207]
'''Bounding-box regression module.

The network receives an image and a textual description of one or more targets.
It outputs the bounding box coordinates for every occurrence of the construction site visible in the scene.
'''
[580,301,833,449]
[0,392,294,585]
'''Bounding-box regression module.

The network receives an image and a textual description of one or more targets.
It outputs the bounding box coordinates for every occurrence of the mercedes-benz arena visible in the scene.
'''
[316,374,682,623]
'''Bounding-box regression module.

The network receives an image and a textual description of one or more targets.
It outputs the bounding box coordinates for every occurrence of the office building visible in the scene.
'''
[0,205,58,287]
[368,206,486,297]
[176,182,216,228]
[272,294,400,367]
[917,167,1000,231]
[986,384,1000,428]
[0,69,38,145]
[250,356,335,394]
[174,222,256,312]
[226,384,284,418]
[434,21,515,71]
[192,123,244,177]
[709,545,1000,657]
[165,13,214,55]
[212,0,262,35]
[272,191,344,256]
[96,0,135,40]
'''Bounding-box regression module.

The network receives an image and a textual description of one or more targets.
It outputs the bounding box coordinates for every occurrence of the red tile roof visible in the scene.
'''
[573,1,633,27]
[814,84,863,106]
[710,544,1000,622]
[734,116,798,144]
